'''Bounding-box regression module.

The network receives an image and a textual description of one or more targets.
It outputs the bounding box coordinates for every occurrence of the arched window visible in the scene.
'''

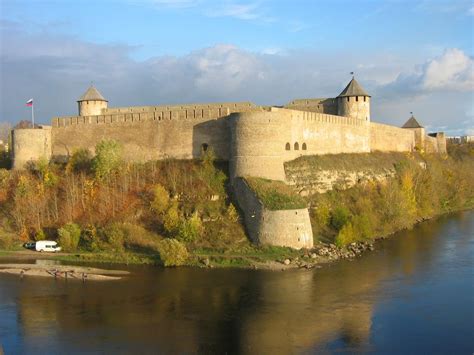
[201,143,209,152]
[356,96,359,102]
[294,142,299,150]
[302,143,307,150]
[364,96,366,102]
[285,143,291,150]
[347,97,349,102]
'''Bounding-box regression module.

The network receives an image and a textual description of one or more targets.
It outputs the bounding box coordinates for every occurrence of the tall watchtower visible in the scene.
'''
[77,86,108,116]
[337,77,371,121]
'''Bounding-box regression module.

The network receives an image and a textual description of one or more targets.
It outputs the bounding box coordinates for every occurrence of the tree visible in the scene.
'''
[92,139,123,180]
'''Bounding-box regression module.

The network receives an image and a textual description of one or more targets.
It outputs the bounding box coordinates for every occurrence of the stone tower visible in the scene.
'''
[77,86,108,116]
[337,77,371,121]
[402,114,425,149]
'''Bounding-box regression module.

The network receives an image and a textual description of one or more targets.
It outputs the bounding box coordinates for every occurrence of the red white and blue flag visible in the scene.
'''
[26,99,33,107]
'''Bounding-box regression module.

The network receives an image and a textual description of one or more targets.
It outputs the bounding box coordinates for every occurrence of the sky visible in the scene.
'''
[0,0,473,135]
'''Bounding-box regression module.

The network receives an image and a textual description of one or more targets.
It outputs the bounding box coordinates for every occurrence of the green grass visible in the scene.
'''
[245,177,307,210]
[52,251,161,265]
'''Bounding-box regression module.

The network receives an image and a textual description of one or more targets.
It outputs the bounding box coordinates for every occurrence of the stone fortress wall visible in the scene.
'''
[11,78,447,249]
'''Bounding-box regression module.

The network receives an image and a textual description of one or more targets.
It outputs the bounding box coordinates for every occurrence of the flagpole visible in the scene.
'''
[32,103,35,128]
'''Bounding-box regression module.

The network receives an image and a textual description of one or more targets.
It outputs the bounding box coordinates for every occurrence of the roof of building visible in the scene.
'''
[402,115,424,128]
[78,86,107,102]
[337,77,371,97]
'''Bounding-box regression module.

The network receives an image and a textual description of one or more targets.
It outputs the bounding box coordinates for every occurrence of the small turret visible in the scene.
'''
[337,77,371,121]
[77,86,108,116]
[402,114,425,150]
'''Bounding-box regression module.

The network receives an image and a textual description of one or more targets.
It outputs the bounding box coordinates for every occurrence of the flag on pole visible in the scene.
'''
[26,99,33,107]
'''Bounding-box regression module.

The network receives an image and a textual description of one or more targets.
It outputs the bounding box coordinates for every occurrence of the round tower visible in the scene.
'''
[230,110,287,182]
[77,86,108,116]
[337,77,371,121]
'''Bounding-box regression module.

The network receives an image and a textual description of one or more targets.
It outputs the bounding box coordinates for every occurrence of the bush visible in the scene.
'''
[177,213,202,242]
[330,206,351,231]
[34,229,47,241]
[151,184,169,214]
[157,239,189,266]
[163,203,180,234]
[121,223,160,251]
[100,224,125,252]
[92,139,123,180]
[0,234,14,250]
[314,203,331,227]
[58,223,81,251]
[335,222,356,247]
[226,203,239,222]
[67,148,92,174]
[80,225,102,252]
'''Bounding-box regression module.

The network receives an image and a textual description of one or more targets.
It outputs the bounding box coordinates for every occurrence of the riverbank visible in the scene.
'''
[0,144,472,270]
[0,239,376,271]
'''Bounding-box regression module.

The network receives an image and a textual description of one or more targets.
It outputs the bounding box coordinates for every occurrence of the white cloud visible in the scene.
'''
[377,48,474,98]
[205,2,275,22]
[422,48,474,91]
[1,22,472,135]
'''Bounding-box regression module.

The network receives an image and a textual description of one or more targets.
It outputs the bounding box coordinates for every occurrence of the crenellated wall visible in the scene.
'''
[230,108,371,181]
[50,102,256,162]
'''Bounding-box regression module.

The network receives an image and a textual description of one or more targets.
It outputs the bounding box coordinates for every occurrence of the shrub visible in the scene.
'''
[58,223,81,251]
[163,203,180,234]
[121,223,160,251]
[314,203,331,227]
[157,239,189,266]
[100,224,125,252]
[177,213,202,243]
[352,214,373,240]
[335,222,356,247]
[199,148,227,194]
[151,184,169,214]
[226,203,239,222]
[80,225,102,252]
[34,229,47,241]
[330,206,351,231]
[0,235,13,250]
[67,148,93,174]
[92,139,123,180]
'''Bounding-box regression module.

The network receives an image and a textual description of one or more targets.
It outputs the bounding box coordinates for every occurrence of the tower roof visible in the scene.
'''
[78,86,107,102]
[402,115,423,128]
[337,77,370,97]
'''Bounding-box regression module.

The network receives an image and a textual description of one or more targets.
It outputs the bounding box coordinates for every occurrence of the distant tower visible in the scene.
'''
[337,77,371,121]
[402,114,425,150]
[77,86,108,116]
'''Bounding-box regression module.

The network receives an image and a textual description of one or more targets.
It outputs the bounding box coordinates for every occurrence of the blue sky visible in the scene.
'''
[1,0,473,135]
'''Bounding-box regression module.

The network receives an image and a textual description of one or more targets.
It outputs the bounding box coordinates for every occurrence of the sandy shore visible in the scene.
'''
[0,263,129,281]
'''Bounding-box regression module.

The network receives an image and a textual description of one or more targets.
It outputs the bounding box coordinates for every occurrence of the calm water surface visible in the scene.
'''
[0,211,473,354]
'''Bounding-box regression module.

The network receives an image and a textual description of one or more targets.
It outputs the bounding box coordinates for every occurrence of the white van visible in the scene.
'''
[35,240,61,253]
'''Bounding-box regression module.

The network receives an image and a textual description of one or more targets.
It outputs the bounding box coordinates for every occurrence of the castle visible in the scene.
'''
[11,77,447,249]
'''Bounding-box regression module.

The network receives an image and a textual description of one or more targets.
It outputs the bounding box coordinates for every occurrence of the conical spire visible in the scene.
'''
[338,77,370,97]
[402,115,423,129]
[78,86,107,102]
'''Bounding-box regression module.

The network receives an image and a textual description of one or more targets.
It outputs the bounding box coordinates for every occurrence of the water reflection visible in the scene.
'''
[1,211,473,354]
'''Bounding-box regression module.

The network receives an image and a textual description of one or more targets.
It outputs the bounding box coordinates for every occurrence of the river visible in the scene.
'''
[0,211,473,354]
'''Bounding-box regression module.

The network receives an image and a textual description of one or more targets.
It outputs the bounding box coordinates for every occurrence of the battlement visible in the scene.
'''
[102,101,256,114]
[271,107,367,127]
[52,102,257,128]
